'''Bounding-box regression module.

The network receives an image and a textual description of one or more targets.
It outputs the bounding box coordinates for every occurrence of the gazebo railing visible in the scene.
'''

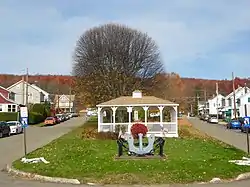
[99,122,177,134]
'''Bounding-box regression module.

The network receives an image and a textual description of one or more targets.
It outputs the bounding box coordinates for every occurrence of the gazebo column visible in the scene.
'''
[173,106,178,136]
[143,106,149,127]
[111,107,117,132]
[158,106,164,129]
[127,106,133,133]
[97,107,102,132]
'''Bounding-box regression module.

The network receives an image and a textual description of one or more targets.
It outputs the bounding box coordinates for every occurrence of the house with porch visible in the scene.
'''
[54,94,75,112]
[222,86,250,119]
[96,90,179,137]
[7,80,50,105]
[0,85,19,112]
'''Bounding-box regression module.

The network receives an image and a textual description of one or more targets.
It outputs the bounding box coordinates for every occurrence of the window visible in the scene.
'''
[222,99,225,106]
[228,98,232,106]
[7,105,16,112]
[248,97,250,103]
[0,104,2,112]
[237,99,241,106]
[12,105,16,112]
[8,105,11,112]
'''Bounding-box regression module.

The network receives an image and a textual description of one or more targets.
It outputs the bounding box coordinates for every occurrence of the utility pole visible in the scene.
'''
[232,72,237,119]
[204,88,207,115]
[24,68,28,155]
[22,75,25,105]
[57,78,60,113]
[216,82,219,120]
[69,86,72,113]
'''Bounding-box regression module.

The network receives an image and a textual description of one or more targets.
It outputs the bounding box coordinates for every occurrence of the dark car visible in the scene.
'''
[0,121,11,138]
[54,116,60,124]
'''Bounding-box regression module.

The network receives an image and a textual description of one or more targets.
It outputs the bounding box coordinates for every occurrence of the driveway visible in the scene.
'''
[1,117,250,187]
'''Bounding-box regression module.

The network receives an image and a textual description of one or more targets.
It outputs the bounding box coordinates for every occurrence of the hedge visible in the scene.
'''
[28,112,45,124]
[0,112,19,121]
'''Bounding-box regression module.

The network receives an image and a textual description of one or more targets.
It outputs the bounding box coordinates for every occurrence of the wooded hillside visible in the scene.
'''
[0,74,249,111]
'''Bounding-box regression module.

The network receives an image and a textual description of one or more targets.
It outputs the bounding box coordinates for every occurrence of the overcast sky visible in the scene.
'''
[0,0,250,79]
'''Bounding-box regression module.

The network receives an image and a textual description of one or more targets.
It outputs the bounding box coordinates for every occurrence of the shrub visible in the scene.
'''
[28,112,45,124]
[30,103,50,118]
[0,112,19,121]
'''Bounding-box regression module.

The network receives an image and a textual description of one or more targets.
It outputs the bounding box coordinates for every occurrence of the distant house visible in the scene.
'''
[207,94,225,115]
[0,85,18,112]
[222,86,250,118]
[54,94,75,112]
[238,92,250,117]
[7,80,50,105]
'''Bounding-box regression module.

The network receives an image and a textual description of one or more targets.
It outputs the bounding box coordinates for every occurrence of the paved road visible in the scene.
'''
[1,116,250,187]
[0,117,89,187]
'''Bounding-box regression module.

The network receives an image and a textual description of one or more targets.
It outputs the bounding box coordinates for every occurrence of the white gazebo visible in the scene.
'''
[96,90,179,137]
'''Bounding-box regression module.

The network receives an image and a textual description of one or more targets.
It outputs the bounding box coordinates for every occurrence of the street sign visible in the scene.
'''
[21,117,28,128]
[20,107,28,118]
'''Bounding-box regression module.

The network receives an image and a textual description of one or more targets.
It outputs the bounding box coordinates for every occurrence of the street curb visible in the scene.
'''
[4,164,250,186]
[5,164,81,185]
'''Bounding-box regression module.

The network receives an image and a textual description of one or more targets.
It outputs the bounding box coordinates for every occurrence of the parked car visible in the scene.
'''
[204,115,209,121]
[56,114,65,122]
[44,117,56,126]
[54,116,61,124]
[209,117,218,124]
[0,121,11,138]
[7,121,23,134]
[241,117,250,133]
[227,119,241,129]
[71,112,80,117]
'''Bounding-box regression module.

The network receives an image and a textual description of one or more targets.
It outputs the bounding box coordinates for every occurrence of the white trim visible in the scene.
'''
[7,80,47,94]
[59,94,70,101]
[31,84,49,96]
[0,85,10,92]
[96,103,179,107]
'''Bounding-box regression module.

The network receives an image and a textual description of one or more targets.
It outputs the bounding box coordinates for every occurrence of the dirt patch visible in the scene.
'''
[178,118,192,127]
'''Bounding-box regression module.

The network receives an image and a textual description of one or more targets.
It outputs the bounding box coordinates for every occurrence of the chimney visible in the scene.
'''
[132,90,142,98]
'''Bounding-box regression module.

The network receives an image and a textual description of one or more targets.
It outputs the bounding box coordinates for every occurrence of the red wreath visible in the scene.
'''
[131,123,148,139]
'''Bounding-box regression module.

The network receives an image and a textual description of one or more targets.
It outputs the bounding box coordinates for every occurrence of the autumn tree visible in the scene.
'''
[72,23,163,106]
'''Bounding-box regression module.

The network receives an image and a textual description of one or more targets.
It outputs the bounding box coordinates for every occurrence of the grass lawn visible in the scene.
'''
[13,118,250,185]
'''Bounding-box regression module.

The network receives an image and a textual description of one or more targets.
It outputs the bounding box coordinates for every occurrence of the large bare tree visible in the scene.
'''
[73,23,163,106]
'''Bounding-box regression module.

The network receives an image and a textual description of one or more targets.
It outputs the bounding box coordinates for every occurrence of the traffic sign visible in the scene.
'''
[21,117,28,128]
[20,107,28,118]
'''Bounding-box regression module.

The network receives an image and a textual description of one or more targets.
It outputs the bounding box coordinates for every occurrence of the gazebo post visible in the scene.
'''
[97,107,102,132]
[173,106,178,136]
[127,106,132,133]
[143,106,149,127]
[111,107,117,132]
[158,106,164,129]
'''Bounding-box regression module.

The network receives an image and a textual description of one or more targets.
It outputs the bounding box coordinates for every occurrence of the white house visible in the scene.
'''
[7,80,50,105]
[54,94,75,112]
[207,94,225,115]
[238,92,250,117]
[223,86,250,118]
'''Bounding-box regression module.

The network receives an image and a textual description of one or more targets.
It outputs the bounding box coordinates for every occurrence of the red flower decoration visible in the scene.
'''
[131,123,148,139]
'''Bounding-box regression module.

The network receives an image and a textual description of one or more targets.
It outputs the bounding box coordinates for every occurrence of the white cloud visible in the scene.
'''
[0,0,250,78]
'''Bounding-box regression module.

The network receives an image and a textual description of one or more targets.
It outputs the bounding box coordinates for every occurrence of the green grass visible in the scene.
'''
[13,120,250,185]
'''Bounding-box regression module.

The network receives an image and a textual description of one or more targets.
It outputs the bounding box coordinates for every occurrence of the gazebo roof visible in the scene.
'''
[96,96,178,107]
